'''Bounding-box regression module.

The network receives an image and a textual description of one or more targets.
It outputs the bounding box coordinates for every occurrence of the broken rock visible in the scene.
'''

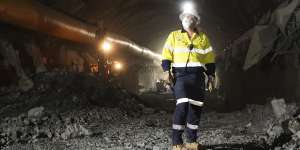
[61,124,92,140]
[288,119,300,134]
[271,98,287,122]
[28,107,45,118]
[273,0,300,33]
[143,107,155,114]
[266,124,284,144]
[18,77,34,92]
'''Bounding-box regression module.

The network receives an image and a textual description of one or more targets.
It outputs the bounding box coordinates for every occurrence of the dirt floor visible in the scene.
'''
[0,71,299,150]
[0,104,290,150]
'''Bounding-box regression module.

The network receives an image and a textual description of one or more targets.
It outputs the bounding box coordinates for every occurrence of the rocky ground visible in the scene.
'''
[0,71,300,150]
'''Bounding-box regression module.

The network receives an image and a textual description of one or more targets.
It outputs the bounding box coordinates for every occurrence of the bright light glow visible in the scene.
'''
[100,41,112,54]
[106,37,162,60]
[114,61,123,70]
[182,1,194,11]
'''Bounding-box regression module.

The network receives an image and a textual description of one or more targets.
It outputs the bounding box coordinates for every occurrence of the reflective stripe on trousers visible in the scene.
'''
[176,98,204,107]
[172,100,203,145]
[172,123,199,130]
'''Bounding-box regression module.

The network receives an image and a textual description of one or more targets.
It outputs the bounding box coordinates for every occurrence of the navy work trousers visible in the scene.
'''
[172,71,205,145]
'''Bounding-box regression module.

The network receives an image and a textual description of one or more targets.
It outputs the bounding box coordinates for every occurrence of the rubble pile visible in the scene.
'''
[266,99,300,149]
[0,71,148,148]
[1,72,300,149]
[0,106,140,147]
[1,95,300,149]
[0,71,143,116]
[0,107,170,150]
[199,99,300,149]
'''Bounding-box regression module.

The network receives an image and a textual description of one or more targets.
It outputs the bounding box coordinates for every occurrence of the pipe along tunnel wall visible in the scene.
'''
[0,0,160,94]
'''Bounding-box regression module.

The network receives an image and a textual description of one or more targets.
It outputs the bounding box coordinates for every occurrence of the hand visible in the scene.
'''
[162,71,170,82]
[162,71,175,86]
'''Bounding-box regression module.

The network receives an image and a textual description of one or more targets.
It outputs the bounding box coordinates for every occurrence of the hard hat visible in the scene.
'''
[179,9,200,21]
[179,2,200,21]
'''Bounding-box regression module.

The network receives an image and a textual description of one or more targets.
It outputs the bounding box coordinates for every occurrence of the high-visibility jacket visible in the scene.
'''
[161,29,215,75]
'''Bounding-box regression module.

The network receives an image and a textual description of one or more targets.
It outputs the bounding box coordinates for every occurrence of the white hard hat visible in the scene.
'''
[179,9,200,21]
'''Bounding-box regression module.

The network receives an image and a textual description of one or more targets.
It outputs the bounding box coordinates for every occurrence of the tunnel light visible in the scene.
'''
[114,61,123,71]
[100,40,112,54]
[181,1,195,11]
[106,37,162,60]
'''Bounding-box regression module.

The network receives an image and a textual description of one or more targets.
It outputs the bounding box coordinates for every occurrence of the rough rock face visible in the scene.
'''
[0,39,34,92]
[220,0,300,110]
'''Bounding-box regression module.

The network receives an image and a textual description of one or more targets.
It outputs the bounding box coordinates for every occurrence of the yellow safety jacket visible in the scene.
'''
[161,29,215,68]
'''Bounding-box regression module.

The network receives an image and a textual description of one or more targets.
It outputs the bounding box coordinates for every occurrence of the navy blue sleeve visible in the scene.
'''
[205,63,216,76]
[161,60,171,72]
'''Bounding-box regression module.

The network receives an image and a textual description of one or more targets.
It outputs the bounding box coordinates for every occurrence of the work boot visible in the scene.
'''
[184,142,201,150]
[172,144,186,150]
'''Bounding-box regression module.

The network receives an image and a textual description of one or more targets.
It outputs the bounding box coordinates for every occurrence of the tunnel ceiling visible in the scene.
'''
[38,0,282,51]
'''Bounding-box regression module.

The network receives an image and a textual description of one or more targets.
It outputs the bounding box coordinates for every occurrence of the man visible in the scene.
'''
[161,3,216,150]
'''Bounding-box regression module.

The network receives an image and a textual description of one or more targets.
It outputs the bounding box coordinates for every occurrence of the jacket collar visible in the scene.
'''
[181,28,199,35]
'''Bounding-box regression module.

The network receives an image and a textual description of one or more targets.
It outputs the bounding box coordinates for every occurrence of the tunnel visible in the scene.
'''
[0,0,300,149]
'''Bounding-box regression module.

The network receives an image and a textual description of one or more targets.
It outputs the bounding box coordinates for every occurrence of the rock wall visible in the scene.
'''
[220,0,300,110]
[0,24,97,87]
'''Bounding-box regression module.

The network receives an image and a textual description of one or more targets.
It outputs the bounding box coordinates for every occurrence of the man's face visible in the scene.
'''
[181,14,198,29]
[184,14,198,23]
